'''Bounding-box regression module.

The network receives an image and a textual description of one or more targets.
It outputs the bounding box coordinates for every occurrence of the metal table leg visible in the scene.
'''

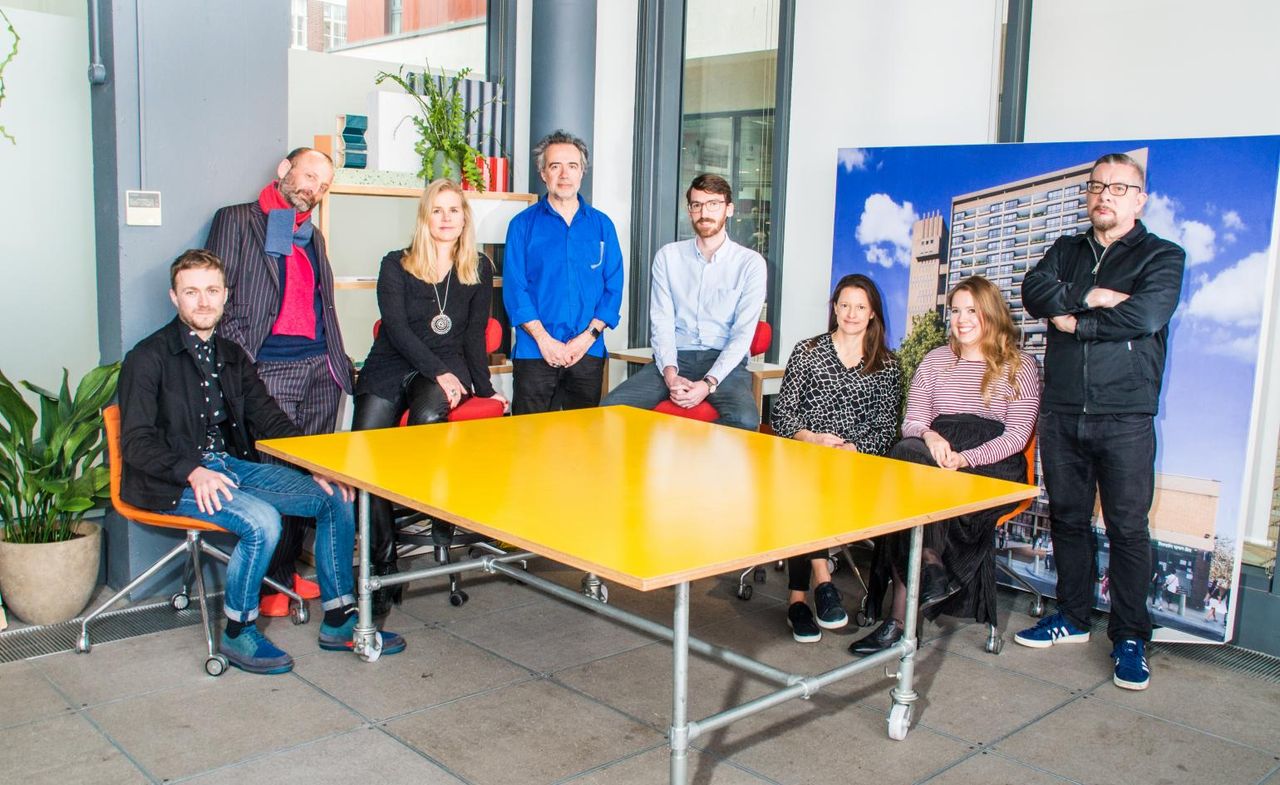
[669,581,690,785]
[888,523,923,740]
[354,489,380,660]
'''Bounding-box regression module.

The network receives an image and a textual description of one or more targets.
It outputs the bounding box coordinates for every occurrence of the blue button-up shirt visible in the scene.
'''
[503,195,624,360]
[650,237,767,385]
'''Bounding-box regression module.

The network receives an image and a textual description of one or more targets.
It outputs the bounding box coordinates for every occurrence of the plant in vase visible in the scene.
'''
[375,62,500,191]
[0,363,120,624]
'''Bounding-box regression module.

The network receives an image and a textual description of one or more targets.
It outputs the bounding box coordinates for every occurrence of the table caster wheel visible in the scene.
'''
[752,566,767,584]
[985,635,1004,654]
[291,604,309,625]
[887,703,913,741]
[449,590,469,607]
[170,592,190,611]
[773,560,785,571]
[75,632,91,653]
[855,610,876,627]
[1029,598,1045,617]
[826,556,838,575]
[205,655,228,677]
[737,584,753,601]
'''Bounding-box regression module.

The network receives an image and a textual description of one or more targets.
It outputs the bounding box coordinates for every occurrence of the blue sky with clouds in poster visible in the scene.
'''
[830,136,1280,540]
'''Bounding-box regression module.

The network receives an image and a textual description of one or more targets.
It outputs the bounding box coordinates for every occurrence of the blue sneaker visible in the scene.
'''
[220,627,293,675]
[1013,611,1091,648]
[1112,638,1150,690]
[318,612,406,656]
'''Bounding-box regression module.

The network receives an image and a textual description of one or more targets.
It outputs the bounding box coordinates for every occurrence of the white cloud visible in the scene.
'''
[839,148,870,173]
[1143,192,1216,267]
[1222,210,1245,231]
[855,193,918,268]
[1184,250,1269,328]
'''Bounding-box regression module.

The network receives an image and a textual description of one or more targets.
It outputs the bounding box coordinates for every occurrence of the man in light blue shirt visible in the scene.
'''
[503,130,624,414]
[603,174,767,430]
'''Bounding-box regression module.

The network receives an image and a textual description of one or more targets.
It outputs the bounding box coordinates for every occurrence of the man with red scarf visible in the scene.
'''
[205,148,354,617]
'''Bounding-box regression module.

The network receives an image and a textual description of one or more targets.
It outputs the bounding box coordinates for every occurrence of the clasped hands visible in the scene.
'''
[538,331,595,369]
[187,465,354,515]
[922,431,968,471]
[1050,287,1130,334]
[663,367,710,408]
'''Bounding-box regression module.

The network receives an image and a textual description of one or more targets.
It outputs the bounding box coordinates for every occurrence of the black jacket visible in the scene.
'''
[1022,221,1185,415]
[118,317,302,510]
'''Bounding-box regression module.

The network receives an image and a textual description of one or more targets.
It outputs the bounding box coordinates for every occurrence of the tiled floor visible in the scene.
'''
[3,557,1279,785]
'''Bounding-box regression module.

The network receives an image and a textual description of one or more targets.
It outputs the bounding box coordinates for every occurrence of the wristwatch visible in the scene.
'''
[703,376,718,394]
[588,325,602,339]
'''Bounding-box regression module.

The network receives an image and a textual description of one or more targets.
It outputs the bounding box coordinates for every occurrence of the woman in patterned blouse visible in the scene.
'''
[851,275,1040,657]
[771,274,901,643]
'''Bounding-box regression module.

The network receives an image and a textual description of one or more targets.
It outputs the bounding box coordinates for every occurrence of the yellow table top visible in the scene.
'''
[258,407,1037,591]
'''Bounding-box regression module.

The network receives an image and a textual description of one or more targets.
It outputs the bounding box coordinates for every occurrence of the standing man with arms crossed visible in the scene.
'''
[1016,153,1186,692]
[503,131,624,414]
[602,174,767,430]
[206,148,355,617]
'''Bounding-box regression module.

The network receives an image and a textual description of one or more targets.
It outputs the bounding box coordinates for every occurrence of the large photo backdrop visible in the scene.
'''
[830,136,1280,644]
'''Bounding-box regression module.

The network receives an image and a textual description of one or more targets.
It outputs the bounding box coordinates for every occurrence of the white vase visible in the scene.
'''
[0,521,101,625]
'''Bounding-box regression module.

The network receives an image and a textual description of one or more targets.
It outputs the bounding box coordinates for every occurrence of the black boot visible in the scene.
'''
[849,618,904,656]
[919,563,961,610]
[371,560,402,617]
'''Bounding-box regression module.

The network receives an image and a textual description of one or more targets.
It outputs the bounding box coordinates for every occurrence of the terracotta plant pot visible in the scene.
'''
[0,521,102,625]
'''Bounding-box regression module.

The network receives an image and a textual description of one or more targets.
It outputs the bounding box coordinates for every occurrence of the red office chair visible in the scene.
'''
[654,321,772,422]
[371,317,505,422]
[368,316,507,605]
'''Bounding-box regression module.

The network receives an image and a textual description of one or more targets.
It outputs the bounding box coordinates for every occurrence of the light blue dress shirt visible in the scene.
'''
[649,236,767,385]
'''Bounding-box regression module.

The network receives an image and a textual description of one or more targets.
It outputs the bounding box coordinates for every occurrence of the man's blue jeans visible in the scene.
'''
[160,453,356,622]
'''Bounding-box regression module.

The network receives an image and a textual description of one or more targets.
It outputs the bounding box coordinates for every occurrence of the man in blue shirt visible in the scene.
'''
[503,130,624,414]
[602,174,767,430]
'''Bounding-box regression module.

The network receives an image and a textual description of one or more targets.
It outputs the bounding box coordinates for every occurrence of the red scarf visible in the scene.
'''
[258,182,317,339]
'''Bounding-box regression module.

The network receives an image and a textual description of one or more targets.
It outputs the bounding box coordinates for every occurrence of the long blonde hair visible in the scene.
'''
[947,275,1023,403]
[402,179,482,285]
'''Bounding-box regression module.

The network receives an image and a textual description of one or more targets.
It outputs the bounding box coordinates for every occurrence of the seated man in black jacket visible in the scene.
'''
[119,249,405,675]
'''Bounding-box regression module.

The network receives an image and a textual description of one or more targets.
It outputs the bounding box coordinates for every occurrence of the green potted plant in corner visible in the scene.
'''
[375,62,497,190]
[0,363,120,625]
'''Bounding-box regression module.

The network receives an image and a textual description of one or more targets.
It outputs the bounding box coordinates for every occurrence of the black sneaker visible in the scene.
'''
[787,602,822,643]
[849,618,904,656]
[813,582,849,629]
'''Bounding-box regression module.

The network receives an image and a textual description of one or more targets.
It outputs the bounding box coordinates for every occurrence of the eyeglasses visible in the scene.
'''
[687,199,726,213]
[1084,180,1143,197]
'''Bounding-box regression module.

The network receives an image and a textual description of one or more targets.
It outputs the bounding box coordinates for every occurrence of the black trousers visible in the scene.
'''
[351,374,451,570]
[512,355,605,414]
[1040,411,1155,642]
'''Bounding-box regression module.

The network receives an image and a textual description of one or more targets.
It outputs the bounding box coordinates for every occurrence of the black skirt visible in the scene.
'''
[875,413,1027,625]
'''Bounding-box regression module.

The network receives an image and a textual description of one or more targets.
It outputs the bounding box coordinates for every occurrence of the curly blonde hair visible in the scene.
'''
[947,275,1024,403]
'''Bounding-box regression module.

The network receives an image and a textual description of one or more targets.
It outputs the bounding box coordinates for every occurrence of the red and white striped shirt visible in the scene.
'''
[902,345,1041,467]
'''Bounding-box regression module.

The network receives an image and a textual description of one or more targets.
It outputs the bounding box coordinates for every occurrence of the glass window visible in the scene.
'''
[1002,238,1015,248]
[389,0,403,35]
[323,2,347,50]
[1048,188,1062,200]
[291,0,308,49]
[987,228,1000,238]
[1002,225,1016,236]
[988,203,1000,213]
[953,212,963,223]
[987,240,999,251]
[677,0,778,252]
[1047,202,1061,213]
[1046,216,1060,228]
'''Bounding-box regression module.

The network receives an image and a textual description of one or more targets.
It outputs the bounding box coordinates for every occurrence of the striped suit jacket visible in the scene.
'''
[204,201,355,394]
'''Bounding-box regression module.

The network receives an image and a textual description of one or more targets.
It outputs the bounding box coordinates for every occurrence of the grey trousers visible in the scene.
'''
[602,349,758,431]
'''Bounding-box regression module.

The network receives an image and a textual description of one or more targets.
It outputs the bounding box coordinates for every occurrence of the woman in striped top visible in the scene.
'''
[771,274,901,644]
[851,275,1040,656]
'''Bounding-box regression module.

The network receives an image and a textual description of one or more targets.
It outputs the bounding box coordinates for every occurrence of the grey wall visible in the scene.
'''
[90,0,290,591]
[527,0,596,198]
[93,0,289,362]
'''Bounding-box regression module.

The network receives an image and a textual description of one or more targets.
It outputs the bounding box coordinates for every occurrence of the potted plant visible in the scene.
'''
[375,62,498,190]
[0,363,120,625]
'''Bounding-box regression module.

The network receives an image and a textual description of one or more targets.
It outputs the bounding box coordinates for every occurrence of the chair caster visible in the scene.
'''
[291,604,309,625]
[1029,598,1045,617]
[985,634,1004,654]
[752,566,767,584]
[449,590,469,607]
[855,607,878,628]
[773,560,785,571]
[76,631,91,653]
[736,584,753,601]
[170,592,190,611]
[887,703,913,741]
[205,655,228,677]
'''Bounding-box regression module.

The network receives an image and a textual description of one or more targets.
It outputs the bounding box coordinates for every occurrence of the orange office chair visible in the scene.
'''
[77,405,306,676]
[985,433,1043,654]
[655,321,772,422]
[368,317,508,606]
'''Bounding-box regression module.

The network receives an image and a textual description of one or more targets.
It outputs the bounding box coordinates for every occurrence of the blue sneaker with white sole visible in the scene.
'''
[220,627,293,675]
[318,612,406,656]
[1013,611,1091,648]
[1112,638,1150,690]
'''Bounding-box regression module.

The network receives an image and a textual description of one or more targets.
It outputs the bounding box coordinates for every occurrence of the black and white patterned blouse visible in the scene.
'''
[770,333,901,456]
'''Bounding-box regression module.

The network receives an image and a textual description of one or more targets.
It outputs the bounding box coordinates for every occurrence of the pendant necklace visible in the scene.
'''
[429,263,452,335]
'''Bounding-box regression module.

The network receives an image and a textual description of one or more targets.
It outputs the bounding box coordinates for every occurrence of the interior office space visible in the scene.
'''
[1,1,1280,783]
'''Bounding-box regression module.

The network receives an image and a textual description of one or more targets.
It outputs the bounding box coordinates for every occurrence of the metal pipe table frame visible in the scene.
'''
[259,407,1036,785]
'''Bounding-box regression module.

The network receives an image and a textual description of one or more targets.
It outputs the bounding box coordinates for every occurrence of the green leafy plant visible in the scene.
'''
[375,62,499,190]
[0,364,121,544]
[0,8,19,144]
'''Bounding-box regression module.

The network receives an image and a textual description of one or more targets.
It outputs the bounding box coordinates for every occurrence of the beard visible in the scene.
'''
[278,177,318,212]
[693,215,726,238]
[1089,206,1117,232]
